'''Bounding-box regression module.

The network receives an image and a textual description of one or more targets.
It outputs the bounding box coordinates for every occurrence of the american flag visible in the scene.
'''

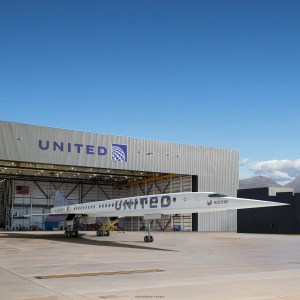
[16,186,30,195]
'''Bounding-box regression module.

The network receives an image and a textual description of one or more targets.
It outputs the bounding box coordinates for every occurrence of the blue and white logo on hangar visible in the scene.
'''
[112,144,128,162]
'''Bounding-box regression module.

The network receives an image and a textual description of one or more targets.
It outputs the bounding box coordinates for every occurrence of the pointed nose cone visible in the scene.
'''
[223,197,289,210]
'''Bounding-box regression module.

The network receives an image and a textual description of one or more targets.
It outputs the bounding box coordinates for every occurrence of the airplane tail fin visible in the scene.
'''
[54,190,75,207]
[54,190,67,207]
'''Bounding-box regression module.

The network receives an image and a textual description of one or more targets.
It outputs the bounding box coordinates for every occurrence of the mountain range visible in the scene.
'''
[239,175,300,192]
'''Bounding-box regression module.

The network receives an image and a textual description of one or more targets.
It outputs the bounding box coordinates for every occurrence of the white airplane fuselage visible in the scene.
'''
[50,192,286,218]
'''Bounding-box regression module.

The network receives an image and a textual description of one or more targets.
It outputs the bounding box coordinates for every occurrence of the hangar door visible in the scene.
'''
[124,175,193,232]
[1,175,192,231]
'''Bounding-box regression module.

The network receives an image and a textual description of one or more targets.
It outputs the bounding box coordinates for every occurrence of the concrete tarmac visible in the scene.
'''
[1,231,300,300]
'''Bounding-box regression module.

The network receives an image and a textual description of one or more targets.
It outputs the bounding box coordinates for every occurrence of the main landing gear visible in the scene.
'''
[96,228,110,237]
[64,230,79,238]
[64,215,80,238]
[144,220,154,243]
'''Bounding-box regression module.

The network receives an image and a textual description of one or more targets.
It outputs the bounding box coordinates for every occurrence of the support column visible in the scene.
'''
[192,175,199,231]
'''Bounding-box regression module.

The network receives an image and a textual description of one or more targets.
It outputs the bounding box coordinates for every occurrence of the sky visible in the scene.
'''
[0,0,300,183]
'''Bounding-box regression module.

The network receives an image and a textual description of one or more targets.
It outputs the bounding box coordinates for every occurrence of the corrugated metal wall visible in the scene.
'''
[0,181,4,227]
[198,211,237,232]
[0,121,238,196]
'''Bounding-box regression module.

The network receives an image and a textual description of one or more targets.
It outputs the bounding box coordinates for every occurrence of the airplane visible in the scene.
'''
[45,191,288,242]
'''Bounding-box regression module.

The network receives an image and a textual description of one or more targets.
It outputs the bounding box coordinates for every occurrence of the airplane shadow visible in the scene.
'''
[0,232,175,252]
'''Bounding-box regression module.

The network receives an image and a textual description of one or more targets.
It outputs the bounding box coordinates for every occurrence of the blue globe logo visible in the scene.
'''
[112,144,127,161]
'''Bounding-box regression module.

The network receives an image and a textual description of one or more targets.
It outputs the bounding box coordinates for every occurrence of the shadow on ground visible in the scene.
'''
[0,232,175,252]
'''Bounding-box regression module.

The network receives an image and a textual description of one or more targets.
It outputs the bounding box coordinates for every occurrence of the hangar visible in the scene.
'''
[0,121,239,232]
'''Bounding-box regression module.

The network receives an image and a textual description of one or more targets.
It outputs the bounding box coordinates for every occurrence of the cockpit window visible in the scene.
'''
[208,193,227,198]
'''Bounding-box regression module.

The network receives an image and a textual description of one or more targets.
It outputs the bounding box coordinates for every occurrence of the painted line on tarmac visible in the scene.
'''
[35,268,164,279]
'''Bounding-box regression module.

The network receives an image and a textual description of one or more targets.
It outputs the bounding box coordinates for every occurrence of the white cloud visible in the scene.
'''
[250,159,300,182]
[239,158,250,166]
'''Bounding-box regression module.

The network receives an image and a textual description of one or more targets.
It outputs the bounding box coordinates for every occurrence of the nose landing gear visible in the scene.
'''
[144,220,154,243]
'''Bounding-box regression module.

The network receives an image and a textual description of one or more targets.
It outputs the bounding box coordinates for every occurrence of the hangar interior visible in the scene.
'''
[0,160,193,231]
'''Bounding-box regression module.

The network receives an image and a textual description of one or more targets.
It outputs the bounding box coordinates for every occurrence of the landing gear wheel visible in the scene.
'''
[105,230,110,237]
[64,231,68,238]
[144,219,154,243]
[99,231,104,237]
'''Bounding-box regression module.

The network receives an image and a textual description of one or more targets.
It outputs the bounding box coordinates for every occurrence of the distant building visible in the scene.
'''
[237,187,300,234]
